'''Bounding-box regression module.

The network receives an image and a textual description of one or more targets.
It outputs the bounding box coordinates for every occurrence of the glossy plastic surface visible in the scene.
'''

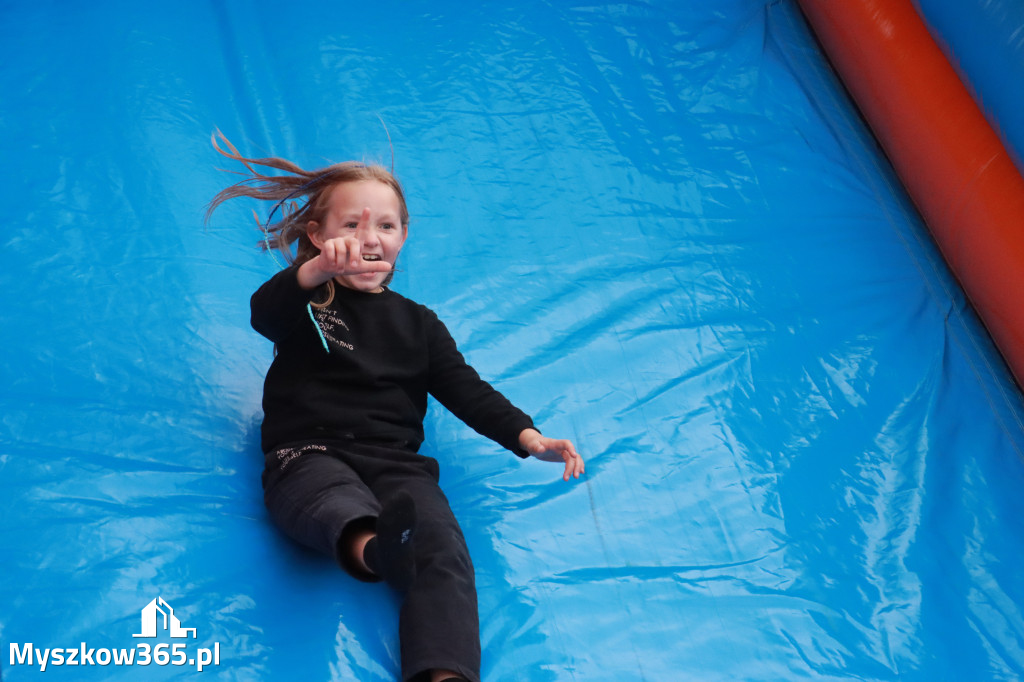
[913,0,1024,175]
[798,0,1024,390]
[2,2,1023,680]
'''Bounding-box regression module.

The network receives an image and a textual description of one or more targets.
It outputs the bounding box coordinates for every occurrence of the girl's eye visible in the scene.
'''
[344,222,358,229]
[380,223,395,231]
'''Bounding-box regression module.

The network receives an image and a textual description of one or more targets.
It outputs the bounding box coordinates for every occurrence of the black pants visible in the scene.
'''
[262,439,480,682]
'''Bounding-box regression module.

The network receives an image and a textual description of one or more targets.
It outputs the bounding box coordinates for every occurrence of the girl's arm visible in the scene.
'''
[426,314,535,454]
[251,238,391,343]
[518,428,585,481]
[425,309,585,481]
[251,266,315,343]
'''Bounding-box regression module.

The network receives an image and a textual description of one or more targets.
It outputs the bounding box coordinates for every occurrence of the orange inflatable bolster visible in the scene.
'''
[796,0,1024,388]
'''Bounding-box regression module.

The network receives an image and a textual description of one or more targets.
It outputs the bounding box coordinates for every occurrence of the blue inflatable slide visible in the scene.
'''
[2,1,1023,680]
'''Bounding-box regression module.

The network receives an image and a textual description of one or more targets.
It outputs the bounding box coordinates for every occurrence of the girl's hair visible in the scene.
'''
[204,130,409,271]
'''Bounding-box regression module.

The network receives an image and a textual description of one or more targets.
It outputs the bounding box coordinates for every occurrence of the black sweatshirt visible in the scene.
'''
[250,266,535,456]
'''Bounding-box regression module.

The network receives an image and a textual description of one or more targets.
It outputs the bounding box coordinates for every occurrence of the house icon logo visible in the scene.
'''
[132,597,197,639]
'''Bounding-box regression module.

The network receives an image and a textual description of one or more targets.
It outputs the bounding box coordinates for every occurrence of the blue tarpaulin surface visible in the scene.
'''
[913,0,1024,175]
[2,1,1024,680]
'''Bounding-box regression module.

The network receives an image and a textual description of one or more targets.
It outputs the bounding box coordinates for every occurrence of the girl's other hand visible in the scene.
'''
[519,428,585,481]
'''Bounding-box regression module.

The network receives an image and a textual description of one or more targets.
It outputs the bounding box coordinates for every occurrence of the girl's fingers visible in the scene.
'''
[324,239,351,270]
[319,238,391,275]
[558,444,584,480]
[350,209,372,267]
[320,240,336,266]
[568,451,584,479]
[344,236,361,269]
[523,435,584,480]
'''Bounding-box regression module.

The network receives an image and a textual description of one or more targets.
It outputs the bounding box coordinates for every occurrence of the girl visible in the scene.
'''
[205,132,585,682]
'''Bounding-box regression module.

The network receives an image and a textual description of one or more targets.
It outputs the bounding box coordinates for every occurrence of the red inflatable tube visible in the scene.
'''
[796,0,1024,389]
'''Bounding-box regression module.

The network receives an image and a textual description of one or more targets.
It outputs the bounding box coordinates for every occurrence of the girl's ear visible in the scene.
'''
[307,220,323,249]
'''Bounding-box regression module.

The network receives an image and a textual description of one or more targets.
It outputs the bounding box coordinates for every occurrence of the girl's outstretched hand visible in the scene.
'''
[519,428,585,481]
[298,208,395,289]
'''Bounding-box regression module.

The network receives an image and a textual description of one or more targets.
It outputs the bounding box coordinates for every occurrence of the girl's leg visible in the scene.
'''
[346,522,468,682]
[348,492,418,589]
[261,443,381,579]
[375,479,481,682]
[267,442,481,681]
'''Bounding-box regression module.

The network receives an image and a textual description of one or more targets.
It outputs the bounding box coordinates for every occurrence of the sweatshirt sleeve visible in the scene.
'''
[424,309,535,457]
[250,266,317,344]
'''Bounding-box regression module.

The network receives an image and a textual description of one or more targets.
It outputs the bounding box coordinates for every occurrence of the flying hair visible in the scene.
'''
[376,113,395,174]
[204,129,409,270]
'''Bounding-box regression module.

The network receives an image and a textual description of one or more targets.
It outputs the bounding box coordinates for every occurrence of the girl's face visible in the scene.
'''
[309,180,407,293]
